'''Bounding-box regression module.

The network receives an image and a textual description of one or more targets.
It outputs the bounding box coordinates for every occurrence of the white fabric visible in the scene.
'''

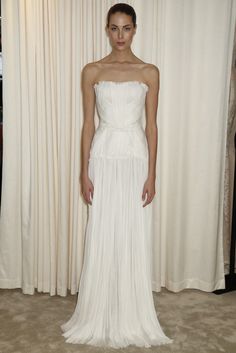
[61,81,173,348]
[0,0,235,296]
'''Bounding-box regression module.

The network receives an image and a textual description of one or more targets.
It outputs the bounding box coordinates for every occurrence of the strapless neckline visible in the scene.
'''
[93,80,149,91]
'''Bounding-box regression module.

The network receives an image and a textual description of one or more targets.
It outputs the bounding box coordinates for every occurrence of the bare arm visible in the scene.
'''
[81,64,96,177]
[142,65,160,207]
[145,65,159,180]
[80,63,97,204]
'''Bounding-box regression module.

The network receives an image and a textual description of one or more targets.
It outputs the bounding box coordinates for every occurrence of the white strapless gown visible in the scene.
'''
[61,81,173,349]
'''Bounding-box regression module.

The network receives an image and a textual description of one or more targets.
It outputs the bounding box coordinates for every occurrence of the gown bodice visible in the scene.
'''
[89,81,149,160]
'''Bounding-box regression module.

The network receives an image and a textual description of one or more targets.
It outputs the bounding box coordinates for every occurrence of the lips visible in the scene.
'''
[117,42,125,45]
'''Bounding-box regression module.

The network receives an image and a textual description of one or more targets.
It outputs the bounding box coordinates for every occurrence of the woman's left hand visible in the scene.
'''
[142,176,156,207]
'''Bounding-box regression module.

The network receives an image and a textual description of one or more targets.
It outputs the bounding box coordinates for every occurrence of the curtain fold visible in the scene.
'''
[0,0,235,296]
[223,23,236,274]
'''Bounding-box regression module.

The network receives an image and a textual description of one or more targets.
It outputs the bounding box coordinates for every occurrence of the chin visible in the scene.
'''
[115,45,127,50]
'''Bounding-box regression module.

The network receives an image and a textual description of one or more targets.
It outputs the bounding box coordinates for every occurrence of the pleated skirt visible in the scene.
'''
[61,156,173,349]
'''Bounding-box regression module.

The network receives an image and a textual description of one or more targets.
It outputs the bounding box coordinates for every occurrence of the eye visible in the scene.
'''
[111,27,117,31]
[124,27,131,31]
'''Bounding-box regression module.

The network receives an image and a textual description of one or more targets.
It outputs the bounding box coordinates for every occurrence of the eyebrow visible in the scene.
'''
[110,24,132,27]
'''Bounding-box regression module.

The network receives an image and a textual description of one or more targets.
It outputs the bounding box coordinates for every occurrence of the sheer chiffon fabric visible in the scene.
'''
[61,81,173,348]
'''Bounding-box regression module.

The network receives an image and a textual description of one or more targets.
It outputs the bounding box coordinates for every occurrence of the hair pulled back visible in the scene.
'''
[106,3,137,27]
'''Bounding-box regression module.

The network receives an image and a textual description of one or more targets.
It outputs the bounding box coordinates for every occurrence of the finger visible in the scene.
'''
[142,189,147,201]
[142,195,150,207]
[143,198,152,207]
[83,191,91,205]
[148,193,156,204]
[143,192,153,207]
[88,191,92,205]
[143,200,149,207]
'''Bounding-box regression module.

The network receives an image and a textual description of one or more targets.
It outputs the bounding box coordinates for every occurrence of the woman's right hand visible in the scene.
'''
[81,173,94,205]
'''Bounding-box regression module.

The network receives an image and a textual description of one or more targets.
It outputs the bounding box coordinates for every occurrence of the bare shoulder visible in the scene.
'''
[145,63,159,76]
[143,63,159,87]
[81,61,100,86]
[143,63,160,93]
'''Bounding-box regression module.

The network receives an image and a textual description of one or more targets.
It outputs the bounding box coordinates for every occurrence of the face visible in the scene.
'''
[106,12,136,50]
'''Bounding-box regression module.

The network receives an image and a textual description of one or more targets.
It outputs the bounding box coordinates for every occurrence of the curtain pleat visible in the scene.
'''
[0,0,235,296]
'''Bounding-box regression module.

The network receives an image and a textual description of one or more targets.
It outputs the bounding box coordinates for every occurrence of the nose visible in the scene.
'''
[118,29,124,39]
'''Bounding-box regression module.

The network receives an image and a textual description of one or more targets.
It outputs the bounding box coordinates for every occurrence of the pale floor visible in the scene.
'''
[0,287,235,353]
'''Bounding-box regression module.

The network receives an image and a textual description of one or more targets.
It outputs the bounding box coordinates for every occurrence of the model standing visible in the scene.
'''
[61,3,173,349]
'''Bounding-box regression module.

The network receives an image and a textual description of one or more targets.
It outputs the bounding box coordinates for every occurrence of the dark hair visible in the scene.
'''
[106,3,136,28]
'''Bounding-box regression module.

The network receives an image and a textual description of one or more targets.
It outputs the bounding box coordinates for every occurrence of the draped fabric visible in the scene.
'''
[0,0,235,296]
[61,81,174,348]
[223,24,236,273]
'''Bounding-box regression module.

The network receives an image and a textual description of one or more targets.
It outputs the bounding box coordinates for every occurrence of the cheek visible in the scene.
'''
[124,32,134,41]
[109,32,118,40]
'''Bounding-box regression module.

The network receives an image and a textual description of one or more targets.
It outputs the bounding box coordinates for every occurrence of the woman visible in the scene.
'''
[61,2,173,349]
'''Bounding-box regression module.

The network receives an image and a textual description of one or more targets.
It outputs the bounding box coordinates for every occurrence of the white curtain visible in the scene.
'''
[0,0,235,296]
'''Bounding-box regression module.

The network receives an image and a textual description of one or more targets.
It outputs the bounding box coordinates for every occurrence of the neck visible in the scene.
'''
[108,47,135,63]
